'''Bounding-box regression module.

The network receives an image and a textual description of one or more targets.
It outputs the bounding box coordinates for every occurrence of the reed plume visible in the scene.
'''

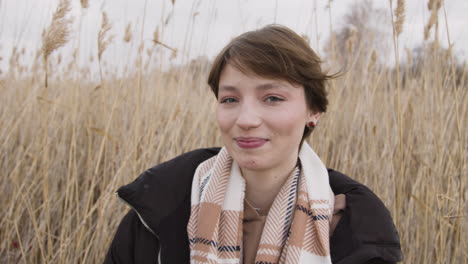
[170,49,178,60]
[123,22,132,43]
[152,26,160,45]
[41,0,72,88]
[368,49,377,72]
[424,0,441,40]
[405,47,413,65]
[80,0,89,9]
[8,47,18,73]
[345,28,357,54]
[97,12,114,82]
[394,0,405,36]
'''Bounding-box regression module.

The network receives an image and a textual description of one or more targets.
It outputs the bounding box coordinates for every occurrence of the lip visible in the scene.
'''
[234,137,268,149]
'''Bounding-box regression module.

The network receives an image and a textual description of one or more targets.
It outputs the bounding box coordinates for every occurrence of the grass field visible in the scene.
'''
[0,0,466,263]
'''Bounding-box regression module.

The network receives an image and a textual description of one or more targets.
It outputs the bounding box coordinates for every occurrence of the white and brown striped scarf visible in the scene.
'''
[188,142,334,264]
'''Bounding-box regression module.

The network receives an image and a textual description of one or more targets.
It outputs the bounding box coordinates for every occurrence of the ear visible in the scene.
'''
[308,111,321,124]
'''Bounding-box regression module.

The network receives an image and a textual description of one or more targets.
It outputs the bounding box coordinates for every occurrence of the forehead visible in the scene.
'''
[219,63,301,92]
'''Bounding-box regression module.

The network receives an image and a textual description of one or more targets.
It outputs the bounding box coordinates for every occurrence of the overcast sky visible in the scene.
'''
[1,0,467,76]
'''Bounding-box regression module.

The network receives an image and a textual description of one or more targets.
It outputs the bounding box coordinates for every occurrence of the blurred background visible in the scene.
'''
[0,0,466,263]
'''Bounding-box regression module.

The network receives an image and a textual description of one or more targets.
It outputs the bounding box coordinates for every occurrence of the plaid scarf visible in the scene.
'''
[188,142,334,264]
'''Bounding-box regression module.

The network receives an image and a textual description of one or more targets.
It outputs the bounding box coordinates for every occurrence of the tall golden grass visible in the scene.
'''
[0,0,466,263]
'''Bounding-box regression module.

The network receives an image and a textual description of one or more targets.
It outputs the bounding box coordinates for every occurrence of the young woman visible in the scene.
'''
[104,25,403,264]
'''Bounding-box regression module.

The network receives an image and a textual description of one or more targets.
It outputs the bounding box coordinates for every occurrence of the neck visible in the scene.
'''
[241,151,299,215]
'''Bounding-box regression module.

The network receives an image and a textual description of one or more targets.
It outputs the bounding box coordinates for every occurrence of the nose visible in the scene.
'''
[236,100,262,130]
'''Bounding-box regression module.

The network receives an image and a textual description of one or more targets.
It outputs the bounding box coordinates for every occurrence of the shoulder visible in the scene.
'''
[136,147,221,186]
[327,169,403,264]
[116,148,221,234]
[328,169,364,193]
[328,169,394,217]
[118,147,221,199]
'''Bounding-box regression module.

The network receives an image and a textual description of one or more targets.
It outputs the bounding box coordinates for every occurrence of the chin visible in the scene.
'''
[234,155,268,171]
[225,144,268,170]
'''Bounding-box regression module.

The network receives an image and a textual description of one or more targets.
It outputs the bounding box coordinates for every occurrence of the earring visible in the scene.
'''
[307,121,316,128]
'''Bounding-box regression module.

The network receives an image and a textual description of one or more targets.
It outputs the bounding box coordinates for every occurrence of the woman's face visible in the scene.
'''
[216,63,320,172]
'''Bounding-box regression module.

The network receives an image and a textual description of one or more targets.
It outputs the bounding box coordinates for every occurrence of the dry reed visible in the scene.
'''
[151,25,176,54]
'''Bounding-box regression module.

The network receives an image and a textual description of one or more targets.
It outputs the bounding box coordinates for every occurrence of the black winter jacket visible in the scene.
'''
[104,148,403,264]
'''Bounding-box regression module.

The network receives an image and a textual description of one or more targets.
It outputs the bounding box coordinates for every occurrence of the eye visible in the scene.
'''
[264,96,284,103]
[220,97,238,104]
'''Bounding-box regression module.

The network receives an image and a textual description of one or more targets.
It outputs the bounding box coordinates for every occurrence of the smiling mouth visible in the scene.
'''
[234,137,268,149]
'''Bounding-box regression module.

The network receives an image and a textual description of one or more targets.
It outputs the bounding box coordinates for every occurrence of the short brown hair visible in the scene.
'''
[208,24,334,140]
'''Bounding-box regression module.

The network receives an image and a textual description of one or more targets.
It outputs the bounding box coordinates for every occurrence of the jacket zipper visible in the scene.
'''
[116,192,162,263]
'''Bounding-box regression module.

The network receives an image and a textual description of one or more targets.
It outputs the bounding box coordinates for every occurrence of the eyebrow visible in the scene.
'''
[219,82,285,92]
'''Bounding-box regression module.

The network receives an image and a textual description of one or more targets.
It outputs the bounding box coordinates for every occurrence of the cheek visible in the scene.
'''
[216,107,232,134]
[271,108,307,136]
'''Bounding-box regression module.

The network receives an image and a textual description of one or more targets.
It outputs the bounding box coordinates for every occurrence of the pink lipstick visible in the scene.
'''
[234,137,268,149]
